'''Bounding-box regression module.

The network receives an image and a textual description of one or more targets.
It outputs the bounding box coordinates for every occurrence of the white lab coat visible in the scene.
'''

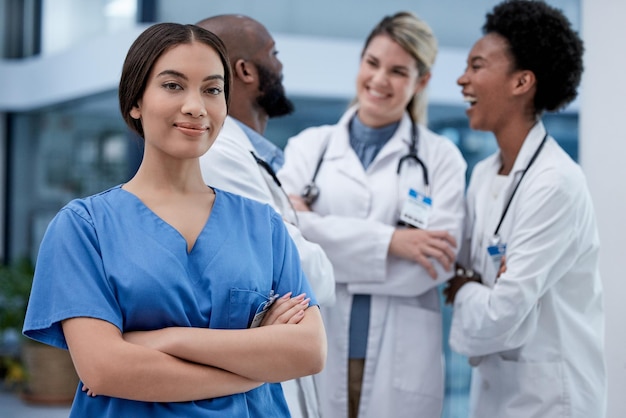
[278,107,467,418]
[449,122,607,418]
[200,116,336,418]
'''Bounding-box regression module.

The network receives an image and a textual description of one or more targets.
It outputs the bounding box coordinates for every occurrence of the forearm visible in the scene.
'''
[63,318,261,402]
[297,211,393,284]
[140,308,326,382]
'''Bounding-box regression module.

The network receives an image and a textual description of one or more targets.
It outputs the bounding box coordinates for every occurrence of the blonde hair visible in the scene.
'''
[359,11,438,124]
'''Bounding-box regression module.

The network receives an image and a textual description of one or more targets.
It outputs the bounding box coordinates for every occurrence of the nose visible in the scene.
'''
[371,68,388,86]
[457,69,468,86]
[181,91,207,118]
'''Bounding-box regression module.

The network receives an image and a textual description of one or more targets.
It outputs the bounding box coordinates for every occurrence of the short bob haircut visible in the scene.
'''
[118,23,232,138]
[484,0,584,114]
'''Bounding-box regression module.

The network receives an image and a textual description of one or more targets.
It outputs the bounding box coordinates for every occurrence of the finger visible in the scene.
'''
[423,245,453,272]
[428,238,456,265]
[415,254,437,279]
[262,293,305,325]
[428,230,457,247]
[286,309,306,324]
[276,298,310,324]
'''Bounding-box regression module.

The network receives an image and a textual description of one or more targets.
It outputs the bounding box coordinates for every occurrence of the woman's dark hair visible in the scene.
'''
[484,0,583,114]
[119,23,232,138]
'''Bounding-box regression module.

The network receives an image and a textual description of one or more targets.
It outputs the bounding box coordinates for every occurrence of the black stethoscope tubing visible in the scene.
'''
[397,121,429,187]
[302,121,429,205]
[492,132,548,238]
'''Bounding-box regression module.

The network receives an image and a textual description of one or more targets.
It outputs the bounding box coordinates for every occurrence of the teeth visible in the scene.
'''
[369,89,386,98]
[463,96,477,104]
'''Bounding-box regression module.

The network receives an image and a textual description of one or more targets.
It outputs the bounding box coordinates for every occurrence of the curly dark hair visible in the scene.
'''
[483,0,584,114]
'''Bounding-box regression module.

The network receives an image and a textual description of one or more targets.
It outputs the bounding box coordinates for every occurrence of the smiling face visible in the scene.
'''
[129,41,227,160]
[457,33,522,134]
[356,34,429,127]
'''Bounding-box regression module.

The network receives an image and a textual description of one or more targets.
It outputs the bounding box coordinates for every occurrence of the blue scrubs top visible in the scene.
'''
[23,185,317,418]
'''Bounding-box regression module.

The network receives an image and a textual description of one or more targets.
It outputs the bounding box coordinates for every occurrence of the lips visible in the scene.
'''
[174,122,209,137]
[363,82,392,100]
[462,94,477,105]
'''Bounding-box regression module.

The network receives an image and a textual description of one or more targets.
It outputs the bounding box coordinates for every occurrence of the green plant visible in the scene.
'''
[0,258,34,333]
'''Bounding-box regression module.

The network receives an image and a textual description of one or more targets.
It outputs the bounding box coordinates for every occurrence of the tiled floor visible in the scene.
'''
[0,390,71,418]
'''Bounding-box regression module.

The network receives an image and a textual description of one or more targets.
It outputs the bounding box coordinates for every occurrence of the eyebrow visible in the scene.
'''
[156,70,224,82]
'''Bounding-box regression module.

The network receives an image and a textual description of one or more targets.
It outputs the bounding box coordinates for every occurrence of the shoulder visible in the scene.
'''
[60,186,124,223]
[214,188,276,218]
[285,108,352,152]
[419,126,466,166]
[530,139,585,191]
[214,188,286,237]
[42,187,124,242]
[287,124,336,147]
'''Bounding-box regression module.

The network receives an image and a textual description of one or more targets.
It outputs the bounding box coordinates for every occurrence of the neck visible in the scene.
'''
[229,103,268,135]
[494,119,537,175]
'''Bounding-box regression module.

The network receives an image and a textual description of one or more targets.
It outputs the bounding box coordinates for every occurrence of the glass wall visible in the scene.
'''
[40,0,137,56]
[7,91,135,262]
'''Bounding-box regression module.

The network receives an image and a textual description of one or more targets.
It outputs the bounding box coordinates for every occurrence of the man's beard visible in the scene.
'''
[255,63,295,118]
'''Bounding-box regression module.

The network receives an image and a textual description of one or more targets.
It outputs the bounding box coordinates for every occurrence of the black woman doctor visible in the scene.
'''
[278,11,466,418]
[444,1,606,417]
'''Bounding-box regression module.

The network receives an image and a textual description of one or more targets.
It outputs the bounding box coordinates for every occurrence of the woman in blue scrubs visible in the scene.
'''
[23,23,326,417]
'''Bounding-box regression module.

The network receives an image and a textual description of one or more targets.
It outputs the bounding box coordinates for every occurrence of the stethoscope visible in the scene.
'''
[490,132,548,246]
[301,121,429,206]
[250,151,300,226]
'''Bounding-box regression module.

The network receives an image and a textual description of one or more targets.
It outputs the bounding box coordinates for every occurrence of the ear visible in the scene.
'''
[512,70,536,95]
[233,58,256,84]
[413,72,431,95]
[130,105,141,120]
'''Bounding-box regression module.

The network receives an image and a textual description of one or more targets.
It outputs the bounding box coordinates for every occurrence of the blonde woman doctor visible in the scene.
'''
[278,12,466,418]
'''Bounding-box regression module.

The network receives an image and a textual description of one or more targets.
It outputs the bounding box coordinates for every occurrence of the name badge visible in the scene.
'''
[487,239,507,270]
[399,188,432,229]
[249,291,279,328]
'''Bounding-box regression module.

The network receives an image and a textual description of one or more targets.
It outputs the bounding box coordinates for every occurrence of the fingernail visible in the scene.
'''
[300,297,311,305]
[281,292,292,300]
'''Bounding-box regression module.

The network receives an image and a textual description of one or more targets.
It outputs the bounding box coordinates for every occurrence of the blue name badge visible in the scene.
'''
[399,188,432,229]
[487,242,507,269]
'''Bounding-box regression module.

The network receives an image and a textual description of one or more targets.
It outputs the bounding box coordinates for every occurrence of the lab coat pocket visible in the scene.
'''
[392,304,444,399]
[228,289,270,329]
[476,355,568,417]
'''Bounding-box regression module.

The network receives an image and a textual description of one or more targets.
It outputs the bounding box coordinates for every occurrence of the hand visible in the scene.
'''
[443,264,482,304]
[82,384,97,397]
[288,194,311,212]
[260,292,310,326]
[388,228,457,279]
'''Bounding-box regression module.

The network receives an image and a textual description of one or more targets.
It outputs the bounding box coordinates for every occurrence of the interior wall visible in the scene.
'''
[0,112,5,261]
[580,1,626,417]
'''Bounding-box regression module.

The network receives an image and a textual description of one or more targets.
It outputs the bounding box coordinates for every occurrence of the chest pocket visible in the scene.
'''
[228,289,271,329]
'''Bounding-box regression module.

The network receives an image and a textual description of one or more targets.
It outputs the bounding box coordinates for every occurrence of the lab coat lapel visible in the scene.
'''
[509,122,548,181]
[325,109,369,189]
